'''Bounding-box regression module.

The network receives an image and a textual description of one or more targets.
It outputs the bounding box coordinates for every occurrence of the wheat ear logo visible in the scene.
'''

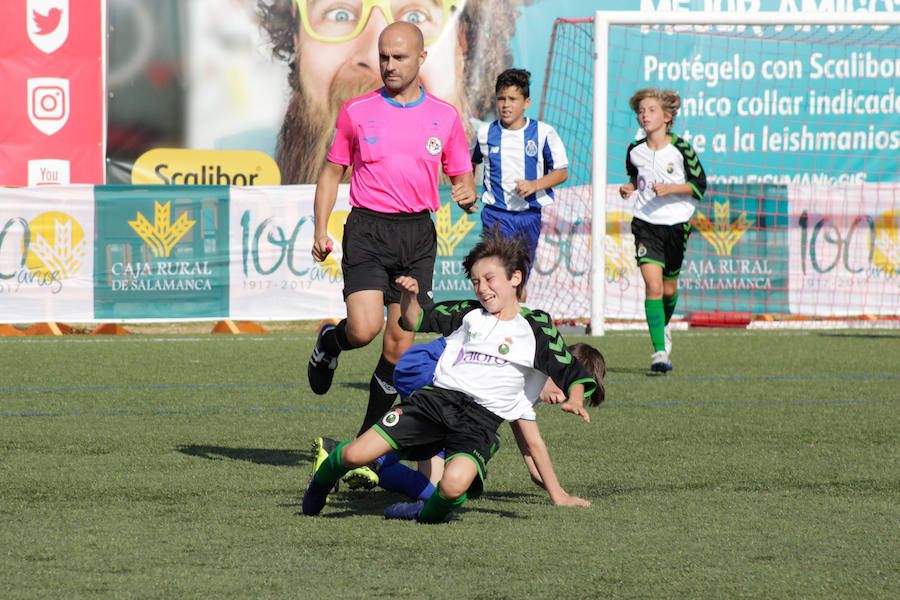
[313,210,348,280]
[693,200,754,255]
[873,210,900,276]
[606,211,635,283]
[25,211,85,278]
[128,202,195,257]
[435,203,475,257]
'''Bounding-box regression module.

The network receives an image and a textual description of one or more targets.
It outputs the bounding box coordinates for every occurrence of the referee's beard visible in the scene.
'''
[276,76,376,184]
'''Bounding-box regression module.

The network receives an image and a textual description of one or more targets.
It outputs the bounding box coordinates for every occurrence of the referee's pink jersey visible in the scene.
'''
[327,87,473,213]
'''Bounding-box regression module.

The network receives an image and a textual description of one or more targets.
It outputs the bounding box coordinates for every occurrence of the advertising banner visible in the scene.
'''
[0,1,105,186]
[2,184,897,324]
[680,185,790,315]
[531,183,793,320]
[0,185,95,321]
[788,184,900,315]
[229,185,345,320]
[93,186,230,319]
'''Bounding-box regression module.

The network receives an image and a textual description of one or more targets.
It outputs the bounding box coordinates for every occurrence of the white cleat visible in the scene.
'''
[650,350,673,373]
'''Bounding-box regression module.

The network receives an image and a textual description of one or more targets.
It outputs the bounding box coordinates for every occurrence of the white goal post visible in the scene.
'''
[589,11,900,335]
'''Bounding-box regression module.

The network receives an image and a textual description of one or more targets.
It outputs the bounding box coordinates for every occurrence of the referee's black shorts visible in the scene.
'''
[631,217,692,280]
[341,206,436,306]
[372,386,504,499]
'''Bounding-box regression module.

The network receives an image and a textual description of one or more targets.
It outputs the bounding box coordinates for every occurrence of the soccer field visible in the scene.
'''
[1,326,897,599]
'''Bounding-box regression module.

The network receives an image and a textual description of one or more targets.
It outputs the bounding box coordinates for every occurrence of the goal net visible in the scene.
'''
[531,12,900,332]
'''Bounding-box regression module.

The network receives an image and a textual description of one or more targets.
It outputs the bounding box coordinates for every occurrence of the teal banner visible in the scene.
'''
[431,186,481,303]
[93,185,230,319]
[680,184,790,314]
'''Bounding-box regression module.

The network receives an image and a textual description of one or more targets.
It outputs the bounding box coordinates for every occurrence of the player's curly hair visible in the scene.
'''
[256,0,528,121]
[628,88,682,132]
[569,342,606,406]
[463,224,531,300]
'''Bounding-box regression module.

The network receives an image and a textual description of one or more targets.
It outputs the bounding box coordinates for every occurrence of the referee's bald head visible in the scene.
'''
[379,21,425,55]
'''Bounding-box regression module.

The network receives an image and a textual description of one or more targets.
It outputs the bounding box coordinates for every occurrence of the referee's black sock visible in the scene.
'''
[358,354,398,436]
[322,319,354,356]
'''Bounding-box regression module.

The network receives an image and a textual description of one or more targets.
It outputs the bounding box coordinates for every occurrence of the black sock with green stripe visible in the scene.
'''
[645,298,666,352]
[313,441,351,488]
[663,293,679,326]
[418,484,466,523]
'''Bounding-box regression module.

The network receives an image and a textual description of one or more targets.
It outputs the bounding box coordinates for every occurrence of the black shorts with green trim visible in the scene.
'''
[631,217,692,279]
[341,206,436,305]
[372,386,504,499]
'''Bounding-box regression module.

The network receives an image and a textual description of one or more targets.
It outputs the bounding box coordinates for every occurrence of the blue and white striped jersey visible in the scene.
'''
[471,118,569,212]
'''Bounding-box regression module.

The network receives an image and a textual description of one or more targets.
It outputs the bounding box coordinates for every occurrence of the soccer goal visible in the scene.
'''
[532,12,900,334]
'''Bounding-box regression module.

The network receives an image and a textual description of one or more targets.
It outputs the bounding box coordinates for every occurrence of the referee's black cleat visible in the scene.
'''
[308,322,338,394]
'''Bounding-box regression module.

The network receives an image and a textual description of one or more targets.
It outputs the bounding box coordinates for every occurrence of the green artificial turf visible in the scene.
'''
[1,327,897,599]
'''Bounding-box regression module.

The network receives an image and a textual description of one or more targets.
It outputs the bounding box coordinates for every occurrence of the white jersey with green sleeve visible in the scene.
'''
[625,134,707,225]
[409,300,597,421]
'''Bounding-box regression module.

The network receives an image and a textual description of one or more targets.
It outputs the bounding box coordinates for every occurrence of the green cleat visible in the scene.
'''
[343,464,380,490]
[311,437,340,492]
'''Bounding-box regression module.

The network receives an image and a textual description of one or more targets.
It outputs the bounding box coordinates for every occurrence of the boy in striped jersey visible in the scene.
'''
[471,69,569,274]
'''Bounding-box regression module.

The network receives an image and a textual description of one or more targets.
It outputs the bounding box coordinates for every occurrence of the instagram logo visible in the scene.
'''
[27,77,69,135]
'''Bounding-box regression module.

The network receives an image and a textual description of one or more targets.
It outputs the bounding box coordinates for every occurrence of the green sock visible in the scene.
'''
[419,484,466,523]
[663,293,679,325]
[313,441,351,488]
[645,298,666,352]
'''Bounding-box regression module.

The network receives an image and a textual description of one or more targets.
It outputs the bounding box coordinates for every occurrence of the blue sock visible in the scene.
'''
[377,452,436,501]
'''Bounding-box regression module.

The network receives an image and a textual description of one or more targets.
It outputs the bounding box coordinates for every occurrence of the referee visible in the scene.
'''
[306,22,477,470]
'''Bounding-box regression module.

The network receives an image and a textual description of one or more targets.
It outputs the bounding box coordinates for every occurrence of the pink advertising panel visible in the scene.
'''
[0,1,105,186]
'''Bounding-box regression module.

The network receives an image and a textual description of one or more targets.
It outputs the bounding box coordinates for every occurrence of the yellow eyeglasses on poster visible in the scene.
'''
[294,0,462,45]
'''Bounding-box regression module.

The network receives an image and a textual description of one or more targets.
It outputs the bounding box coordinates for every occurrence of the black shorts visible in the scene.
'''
[341,206,436,305]
[631,217,692,280]
[371,387,504,499]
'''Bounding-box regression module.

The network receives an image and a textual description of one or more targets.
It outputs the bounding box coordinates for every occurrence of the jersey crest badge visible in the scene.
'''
[667,163,675,174]
[525,140,538,157]
[382,408,402,427]
[637,243,647,257]
[426,136,442,155]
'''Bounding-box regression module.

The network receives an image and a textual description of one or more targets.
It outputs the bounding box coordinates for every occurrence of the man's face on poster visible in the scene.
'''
[294,0,465,119]
[266,0,536,184]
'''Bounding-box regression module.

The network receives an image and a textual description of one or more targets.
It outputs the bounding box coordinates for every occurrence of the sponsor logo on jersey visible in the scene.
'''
[453,348,509,367]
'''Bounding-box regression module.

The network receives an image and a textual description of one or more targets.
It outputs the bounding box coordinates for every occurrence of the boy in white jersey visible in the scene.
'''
[302,233,598,523]
[471,69,569,271]
[619,88,707,373]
